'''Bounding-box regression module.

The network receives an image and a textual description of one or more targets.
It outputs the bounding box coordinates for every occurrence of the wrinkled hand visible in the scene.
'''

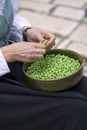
[23,28,56,50]
[1,42,46,63]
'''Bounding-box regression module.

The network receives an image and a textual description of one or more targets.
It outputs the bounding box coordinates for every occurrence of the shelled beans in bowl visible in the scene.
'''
[23,49,83,92]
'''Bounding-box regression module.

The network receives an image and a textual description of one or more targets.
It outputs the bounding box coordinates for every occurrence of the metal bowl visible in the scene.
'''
[23,49,83,92]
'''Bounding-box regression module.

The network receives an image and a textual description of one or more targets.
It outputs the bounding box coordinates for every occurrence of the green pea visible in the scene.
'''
[26,54,80,80]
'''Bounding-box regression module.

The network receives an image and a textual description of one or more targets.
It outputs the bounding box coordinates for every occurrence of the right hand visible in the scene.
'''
[0,42,46,63]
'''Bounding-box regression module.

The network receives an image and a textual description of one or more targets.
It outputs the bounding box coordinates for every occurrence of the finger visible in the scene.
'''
[43,32,56,45]
[37,35,44,42]
[29,54,44,61]
[32,42,46,49]
[43,31,54,39]
[19,53,44,63]
[48,36,56,45]
[34,48,46,55]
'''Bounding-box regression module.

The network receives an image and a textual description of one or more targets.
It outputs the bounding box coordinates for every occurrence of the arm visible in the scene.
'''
[9,14,31,42]
[10,0,31,42]
[11,0,21,13]
[0,0,31,76]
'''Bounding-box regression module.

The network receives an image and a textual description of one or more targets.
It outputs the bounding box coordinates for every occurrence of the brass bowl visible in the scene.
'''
[23,49,83,92]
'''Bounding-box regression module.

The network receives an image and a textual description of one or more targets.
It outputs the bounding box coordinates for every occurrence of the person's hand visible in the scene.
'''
[23,27,56,51]
[0,42,46,63]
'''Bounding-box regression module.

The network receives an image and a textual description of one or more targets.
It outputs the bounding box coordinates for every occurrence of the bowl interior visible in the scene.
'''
[23,49,83,92]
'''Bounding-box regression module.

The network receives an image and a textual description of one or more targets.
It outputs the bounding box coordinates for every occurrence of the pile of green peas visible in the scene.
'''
[26,53,80,80]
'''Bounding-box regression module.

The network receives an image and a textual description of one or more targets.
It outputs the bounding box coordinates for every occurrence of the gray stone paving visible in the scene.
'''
[52,7,85,21]
[54,0,87,8]
[18,0,87,76]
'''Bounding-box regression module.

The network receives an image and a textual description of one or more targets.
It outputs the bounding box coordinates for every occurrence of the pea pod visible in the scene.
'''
[42,39,48,45]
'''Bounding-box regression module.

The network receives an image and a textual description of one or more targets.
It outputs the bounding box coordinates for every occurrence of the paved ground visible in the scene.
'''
[18,0,87,76]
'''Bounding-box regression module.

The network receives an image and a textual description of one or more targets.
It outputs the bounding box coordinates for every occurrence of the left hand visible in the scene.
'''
[23,27,56,50]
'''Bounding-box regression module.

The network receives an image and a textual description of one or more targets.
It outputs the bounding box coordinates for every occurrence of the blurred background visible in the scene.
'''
[18,0,87,76]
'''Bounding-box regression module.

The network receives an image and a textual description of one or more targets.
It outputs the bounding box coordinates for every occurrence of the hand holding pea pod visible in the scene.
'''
[42,39,55,51]
[23,27,56,51]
